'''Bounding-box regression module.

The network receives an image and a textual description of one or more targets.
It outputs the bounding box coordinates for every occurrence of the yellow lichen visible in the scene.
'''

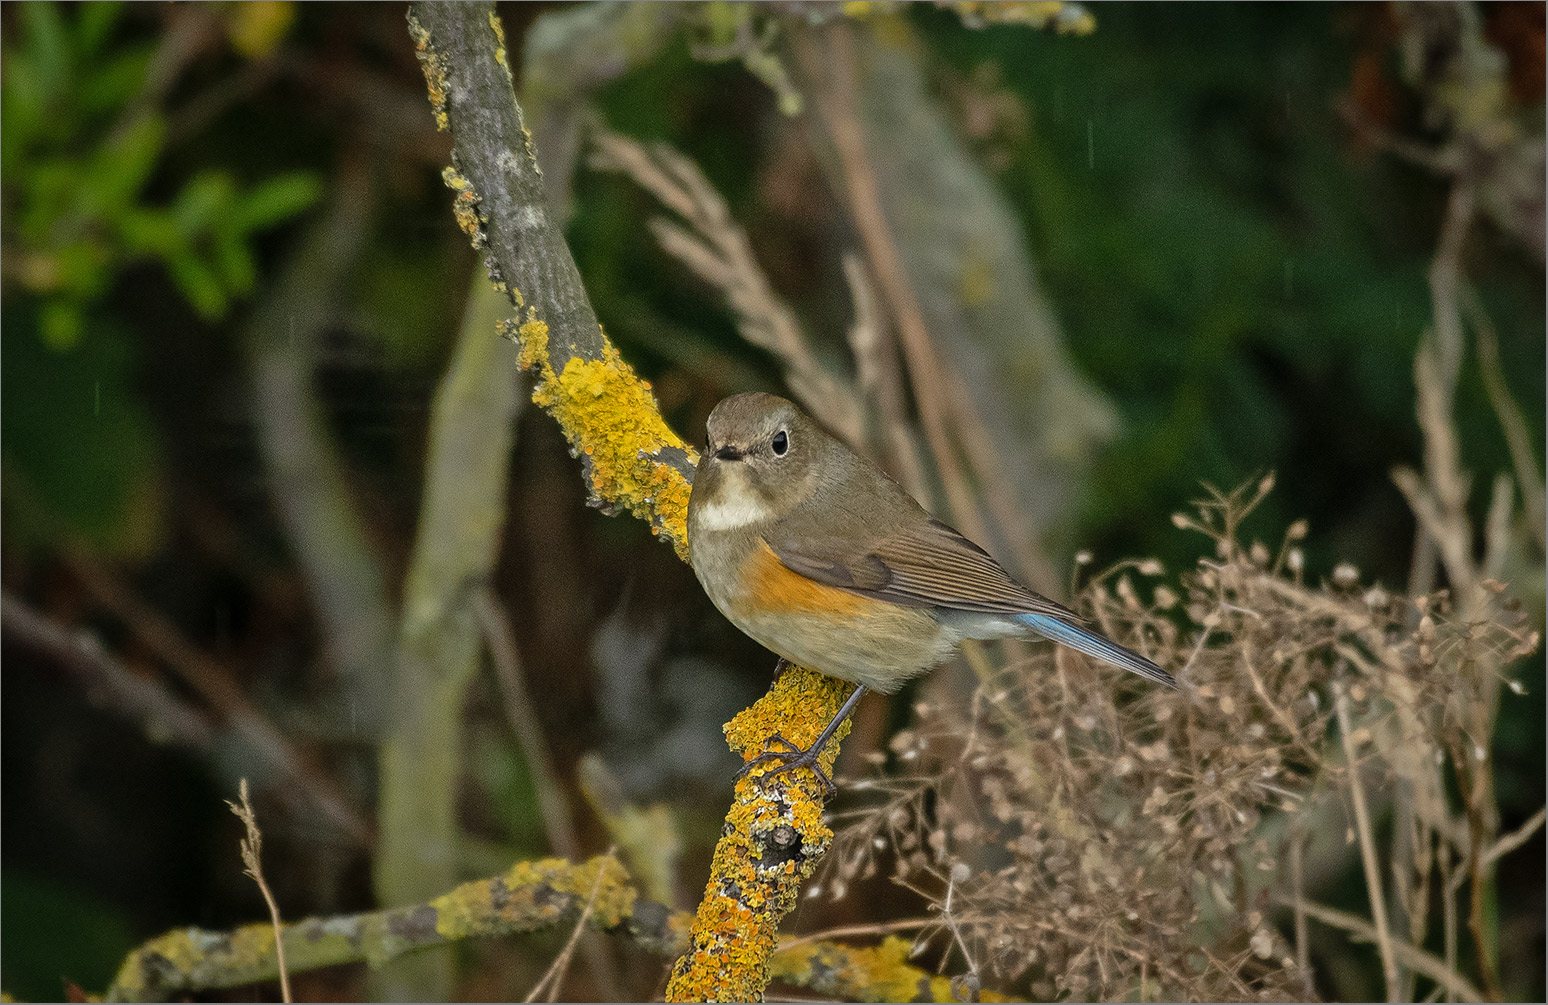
[442,167,487,250]
[511,313,696,560]
[406,10,450,133]
[432,855,636,941]
[664,666,852,1002]
[488,9,510,76]
[770,936,1018,1003]
[945,0,1096,34]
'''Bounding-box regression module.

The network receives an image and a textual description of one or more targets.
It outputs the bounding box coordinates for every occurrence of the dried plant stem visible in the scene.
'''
[479,593,628,1004]
[477,590,578,860]
[524,849,617,1002]
[797,24,981,542]
[1440,846,1458,1005]
[1465,286,1546,549]
[1336,690,1400,1002]
[1290,834,1311,996]
[227,779,291,1004]
[1283,897,1486,1004]
[776,918,932,953]
[1481,807,1546,871]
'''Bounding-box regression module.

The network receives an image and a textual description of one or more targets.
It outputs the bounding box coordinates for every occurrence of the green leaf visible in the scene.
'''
[115,206,184,258]
[165,251,230,320]
[172,170,236,234]
[0,52,46,167]
[83,113,165,217]
[212,232,258,296]
[227,171,322,232]
[78,47,153,118]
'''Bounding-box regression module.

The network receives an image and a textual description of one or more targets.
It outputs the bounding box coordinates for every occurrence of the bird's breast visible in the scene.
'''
[694,536,955,693]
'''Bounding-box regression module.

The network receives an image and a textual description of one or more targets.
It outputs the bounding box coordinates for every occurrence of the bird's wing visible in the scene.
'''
[766,517,1082,620]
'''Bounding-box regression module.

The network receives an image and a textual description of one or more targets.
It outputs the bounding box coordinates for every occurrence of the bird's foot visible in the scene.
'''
[733,732,837,798]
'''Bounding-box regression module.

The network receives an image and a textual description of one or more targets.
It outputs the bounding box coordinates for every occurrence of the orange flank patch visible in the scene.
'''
[739,540,874,616]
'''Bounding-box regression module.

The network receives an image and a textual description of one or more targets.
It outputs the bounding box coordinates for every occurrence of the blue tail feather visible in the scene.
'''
[1015,613,1176,688]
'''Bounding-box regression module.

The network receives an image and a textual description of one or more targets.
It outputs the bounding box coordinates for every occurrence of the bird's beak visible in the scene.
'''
[714,445,745,461]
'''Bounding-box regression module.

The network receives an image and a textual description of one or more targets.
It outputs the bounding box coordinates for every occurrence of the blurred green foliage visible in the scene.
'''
[2,3,320,345]
[1,2,321,557]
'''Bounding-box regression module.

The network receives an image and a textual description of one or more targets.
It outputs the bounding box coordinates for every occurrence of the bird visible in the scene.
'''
[686,391,1175,794]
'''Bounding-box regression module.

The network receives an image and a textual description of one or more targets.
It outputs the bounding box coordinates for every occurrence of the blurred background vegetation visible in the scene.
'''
[2,2,1542,1001]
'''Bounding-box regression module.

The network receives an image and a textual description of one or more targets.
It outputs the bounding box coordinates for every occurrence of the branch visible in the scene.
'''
[105,855,651,1002]
[104,852,1013,1003]
[372,275,525,1000]
[665,672,855,1002]
[405,5,852,999]
[241,164,396,731]
[64,554,372,847]
[1,590,216,754]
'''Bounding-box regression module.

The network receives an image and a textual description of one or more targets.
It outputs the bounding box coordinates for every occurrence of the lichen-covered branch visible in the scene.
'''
[404,4,851,1000]
[105,856,655,1002]
[665,671,854,1002]
[105,852,1009,1003]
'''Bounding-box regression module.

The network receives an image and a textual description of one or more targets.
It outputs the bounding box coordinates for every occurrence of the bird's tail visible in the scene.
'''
[1016,612,1176,688]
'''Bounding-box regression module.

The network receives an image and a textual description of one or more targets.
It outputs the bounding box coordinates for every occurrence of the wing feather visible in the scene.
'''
[768,518,1080,620]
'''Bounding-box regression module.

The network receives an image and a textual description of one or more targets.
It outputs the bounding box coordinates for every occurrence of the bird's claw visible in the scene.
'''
[734,733,837,798]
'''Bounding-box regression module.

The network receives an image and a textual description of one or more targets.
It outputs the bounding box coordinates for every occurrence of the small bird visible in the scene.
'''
[687,392,1175,793]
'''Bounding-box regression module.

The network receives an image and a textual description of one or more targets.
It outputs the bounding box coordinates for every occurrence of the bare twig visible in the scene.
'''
[1465,287,1546,550]
[524,849,619,1002]
[477,590,579,861]
[64,554,372,846]
[1283,896,1487,1005]
[1336,689,1400,1001]
[227,779,291,1004]
[2,591,216,754]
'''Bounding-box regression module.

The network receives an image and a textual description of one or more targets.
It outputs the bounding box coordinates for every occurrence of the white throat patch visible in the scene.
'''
[694,489,772,530]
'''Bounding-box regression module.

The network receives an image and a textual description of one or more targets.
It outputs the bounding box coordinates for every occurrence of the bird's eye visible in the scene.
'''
[771,430,789,456]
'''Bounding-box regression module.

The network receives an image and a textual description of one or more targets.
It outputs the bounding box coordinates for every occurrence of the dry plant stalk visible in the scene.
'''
[823,477,1538,1002]
[227,779,292,1004]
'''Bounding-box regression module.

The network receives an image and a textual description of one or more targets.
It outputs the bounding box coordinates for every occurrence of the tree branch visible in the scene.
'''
[404,5,851,999]
[104,852,1012,1003]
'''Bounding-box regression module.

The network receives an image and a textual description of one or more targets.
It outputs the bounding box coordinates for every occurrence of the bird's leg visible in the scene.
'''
[734,684,868,798]
[771,656,793,683]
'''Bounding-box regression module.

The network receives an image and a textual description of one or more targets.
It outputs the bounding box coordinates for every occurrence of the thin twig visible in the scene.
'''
[65,554,372,846]
[1281,896,1487,1004]
[776,918,932,954]
[1465,286,1546,550]
[1336,689,1400,1001]
[1290,833,1312,998]
[524,850,617,1003]
[227,779,292,1003]
[477,590,579,861]
[2,591,216,754]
